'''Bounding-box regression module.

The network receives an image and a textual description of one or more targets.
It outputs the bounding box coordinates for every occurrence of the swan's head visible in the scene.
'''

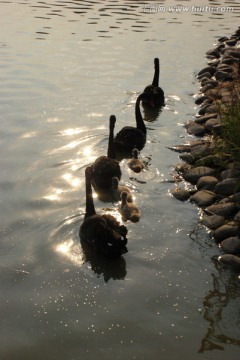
[109,114,116,128]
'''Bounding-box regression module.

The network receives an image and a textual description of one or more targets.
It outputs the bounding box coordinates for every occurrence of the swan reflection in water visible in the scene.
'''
[199,257,240,353]
[55,236,127,283]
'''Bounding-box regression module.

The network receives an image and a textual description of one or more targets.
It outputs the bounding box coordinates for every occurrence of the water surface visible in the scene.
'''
[1,1,240,359]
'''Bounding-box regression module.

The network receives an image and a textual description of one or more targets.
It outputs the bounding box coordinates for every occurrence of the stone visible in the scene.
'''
[204,104,219,114]
[195,155,223,168]
[202,214,225,230]
[215,71,233,81]
[186,121,205,136]
[190,144,210,157]
[218,254,240,271]
[207,59,220,66]
[198,66,216,77]
[179,153,195,164]
[231,193,240,204]
[204,88,219,98]
[215,178,240,196]
[234,211,240,224]
[206,48,220,58]
[195,96,208,105]
[221,168,240,180]
[190,190,216,207]
[183,166,216,184]
[196,176,219,191]
[205,118,221,132]
[198,71,212,80]
[225,39,237,46]
[220,236,240,254]
[194,113,218,124]
[205,202,237,218]
[213,223,239,243]
[171,189,191,201]
[200,84,215,93]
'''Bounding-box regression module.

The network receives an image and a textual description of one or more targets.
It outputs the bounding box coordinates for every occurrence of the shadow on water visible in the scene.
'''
[189,223,240,353]
[199,258,240,352]
[52,212,127,282]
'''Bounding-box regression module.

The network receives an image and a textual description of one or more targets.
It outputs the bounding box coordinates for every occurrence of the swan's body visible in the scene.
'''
[143,58,165,108]
[91,115,121,191]
[111,177,133,203]
[113,92,151,153]
[79,167,128,257]
[127,149,144,173]
[119,191,141,223]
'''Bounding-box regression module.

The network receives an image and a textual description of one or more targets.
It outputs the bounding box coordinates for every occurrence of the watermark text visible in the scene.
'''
[141,4,234,13]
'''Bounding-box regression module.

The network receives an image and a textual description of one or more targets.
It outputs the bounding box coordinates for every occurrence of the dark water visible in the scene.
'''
[1,1,240,359]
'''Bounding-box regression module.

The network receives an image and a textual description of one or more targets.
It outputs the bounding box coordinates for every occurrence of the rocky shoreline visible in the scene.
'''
[169,27,240,273]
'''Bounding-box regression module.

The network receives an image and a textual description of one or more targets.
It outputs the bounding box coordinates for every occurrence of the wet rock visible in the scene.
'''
[207,59,220,66]
[218,254,240,271]
[220,236,240,254]
[200,84,215,93]
[183,166,216,184]
[215,178,240,196]
[225,50,240,59]
[221,168,240,180]
[190,190,216,207]
[225,38,238,46]
[186,121,205,136]
[204,88,219,98]
[194,113,218,124]
[196,176,219,191]
[195,155,223,169]
[171,188,191,201]
[206,48,220,58]
[234,211,240,224]
[195,95,208,105]
[215,71,233,81]
[205,202,237,218]
[198,66,216,77]
[198,72,212,80]
[179,153,195,164]
[213,223,239,243]
[216,64,233,72]
[190,144,210,158]
[204,104,219,114]
[167,144,191,153]
[205,118,221,132]
[222,57,239,65]
[231,192,240,204]
[218,36,229,43]
[202,214,225,230]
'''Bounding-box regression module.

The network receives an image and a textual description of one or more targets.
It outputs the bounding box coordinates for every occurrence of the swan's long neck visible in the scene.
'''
[135,96,146,134]
[152,58,159,87]
[107,116,116,159]
[85,169,96,218]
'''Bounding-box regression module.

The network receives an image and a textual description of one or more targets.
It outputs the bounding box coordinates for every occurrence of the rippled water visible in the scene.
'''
[1,1,240,359]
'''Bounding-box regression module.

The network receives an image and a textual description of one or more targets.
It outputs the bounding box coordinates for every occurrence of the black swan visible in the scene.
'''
[127,148,144,173]
[111,177,133,203]
[91,115,121,191]
[143,58,165,108]
[119,191,141,223]
[79,166,128,257]
[113,92,151,153]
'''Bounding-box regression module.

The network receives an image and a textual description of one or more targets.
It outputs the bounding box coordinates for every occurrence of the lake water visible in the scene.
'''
[1,1,240,359]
